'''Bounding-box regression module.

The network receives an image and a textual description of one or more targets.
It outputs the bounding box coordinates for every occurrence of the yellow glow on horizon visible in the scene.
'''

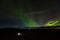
[44,20,59,26]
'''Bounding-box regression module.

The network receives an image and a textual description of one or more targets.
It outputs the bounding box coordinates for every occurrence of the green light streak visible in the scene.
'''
[23,17,40,28]
[16,0,40,28]
[44,20,59,26]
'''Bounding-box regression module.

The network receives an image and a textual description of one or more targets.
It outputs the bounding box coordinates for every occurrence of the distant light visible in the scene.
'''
[17,33,22,36]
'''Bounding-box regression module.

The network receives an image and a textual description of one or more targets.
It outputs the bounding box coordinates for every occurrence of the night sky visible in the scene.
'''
[0,0,60,28]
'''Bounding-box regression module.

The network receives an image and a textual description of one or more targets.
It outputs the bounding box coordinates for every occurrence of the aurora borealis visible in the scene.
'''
[0,0,60,28]
[44,20,60,27]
